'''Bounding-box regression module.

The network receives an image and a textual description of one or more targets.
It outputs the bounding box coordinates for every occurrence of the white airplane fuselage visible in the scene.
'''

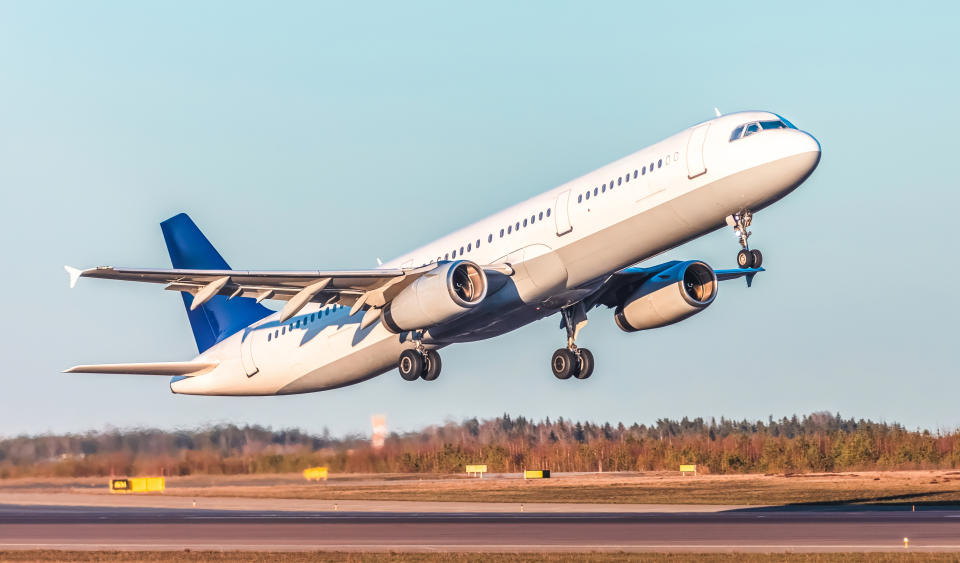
[170,111,820,395]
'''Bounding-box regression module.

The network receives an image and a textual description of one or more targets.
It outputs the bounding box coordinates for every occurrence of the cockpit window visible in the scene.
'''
[776,115,797,129]
[730,118,792,141]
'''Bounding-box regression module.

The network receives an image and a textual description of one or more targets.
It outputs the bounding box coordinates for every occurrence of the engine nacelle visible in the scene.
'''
[382,261,488,333]
[614,261,717,332]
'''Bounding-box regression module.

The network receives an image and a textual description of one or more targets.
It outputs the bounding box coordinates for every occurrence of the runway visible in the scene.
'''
[2,503,960,552]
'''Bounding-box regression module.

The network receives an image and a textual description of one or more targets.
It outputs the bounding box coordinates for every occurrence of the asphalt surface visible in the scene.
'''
[2,504,960,552]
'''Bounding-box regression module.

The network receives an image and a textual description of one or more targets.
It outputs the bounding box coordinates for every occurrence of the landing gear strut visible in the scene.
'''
[551,304,594,380]
[729,210,763,269]
[398,335,442,381]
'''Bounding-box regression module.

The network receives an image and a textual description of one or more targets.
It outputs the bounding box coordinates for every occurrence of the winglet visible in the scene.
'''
[64,265,85,289]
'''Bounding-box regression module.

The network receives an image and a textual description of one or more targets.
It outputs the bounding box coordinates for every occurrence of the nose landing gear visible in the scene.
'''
[729,211,763,269]
[551,304,595,380]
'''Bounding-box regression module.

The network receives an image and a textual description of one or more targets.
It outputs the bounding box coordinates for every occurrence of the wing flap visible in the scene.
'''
[64,361,219,376]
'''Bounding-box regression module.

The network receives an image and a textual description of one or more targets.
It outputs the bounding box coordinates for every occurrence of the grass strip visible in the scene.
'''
[2,552,960,562]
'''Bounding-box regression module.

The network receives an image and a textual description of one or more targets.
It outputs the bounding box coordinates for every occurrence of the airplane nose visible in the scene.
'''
[784,129,821,175]
[800,130,821,156]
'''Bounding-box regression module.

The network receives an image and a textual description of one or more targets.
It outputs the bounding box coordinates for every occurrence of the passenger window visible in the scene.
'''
[268,333,272,342]
[515,222,520,231]
[585,191,590,200]
[467,243,471,251]
[539,211,544,220]
[625,173,629,183]
[523,219,527,227]
[633,170,638,179]
[658,159,662,168]
[488,234,493,243]
[617,177,622,185]
[452,249,457,258]
[282,327,286,335]
[500,229,504,238]
[274,330,279,338]
[578,194,583,203]
[546,209,551,217]
[593,187,598,196]
[530,215,535,224]
[444,253,449,260]
[642,166,646,175]
[508,225,512,234]
[460,246,464,254]
[602,185,606,193]
[476,238,480,247]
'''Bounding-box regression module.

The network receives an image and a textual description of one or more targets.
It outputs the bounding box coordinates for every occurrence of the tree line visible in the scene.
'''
[1,412,958,478]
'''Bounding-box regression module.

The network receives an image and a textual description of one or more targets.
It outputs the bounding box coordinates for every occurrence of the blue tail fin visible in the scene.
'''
[160,213,272,353]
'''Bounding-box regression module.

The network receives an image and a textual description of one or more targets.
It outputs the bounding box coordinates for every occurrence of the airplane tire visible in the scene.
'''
[751,249,763,269]
[422,350,442,381]
[398,350,423,381]
[551,349,577,380]
[737,249,754,269]
[575,348,594,380]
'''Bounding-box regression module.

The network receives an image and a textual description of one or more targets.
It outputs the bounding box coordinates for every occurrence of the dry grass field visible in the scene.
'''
[3,470,960,506]
[1,552,959,562]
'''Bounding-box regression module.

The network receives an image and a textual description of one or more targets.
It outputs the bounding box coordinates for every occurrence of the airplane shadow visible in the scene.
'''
[730,491,960,512]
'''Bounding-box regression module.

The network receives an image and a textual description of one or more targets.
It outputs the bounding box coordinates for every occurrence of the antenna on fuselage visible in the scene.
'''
[714,107,722,117]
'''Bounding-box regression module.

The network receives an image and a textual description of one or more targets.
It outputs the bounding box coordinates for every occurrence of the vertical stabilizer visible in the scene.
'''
[160,213,272,353]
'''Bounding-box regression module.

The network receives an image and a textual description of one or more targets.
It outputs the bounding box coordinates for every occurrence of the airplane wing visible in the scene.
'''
[65,262,507,323]
[587,261,764,309]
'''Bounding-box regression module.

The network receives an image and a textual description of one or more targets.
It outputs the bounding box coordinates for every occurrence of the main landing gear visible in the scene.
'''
[729,210,764,269]
[551,304,594,380]
[398,347,442,382]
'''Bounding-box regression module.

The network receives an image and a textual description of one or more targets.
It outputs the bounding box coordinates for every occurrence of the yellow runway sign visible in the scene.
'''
[110,477,164,493]
[524,469,550,479]
[303,466,328,481]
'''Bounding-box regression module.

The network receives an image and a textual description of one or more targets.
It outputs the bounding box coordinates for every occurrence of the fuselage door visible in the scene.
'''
[240,330,259,377]
[686,124,710,179]
[554,190,572,236]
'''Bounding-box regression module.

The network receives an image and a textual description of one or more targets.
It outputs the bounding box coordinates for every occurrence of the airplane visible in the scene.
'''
[64,110,820,395]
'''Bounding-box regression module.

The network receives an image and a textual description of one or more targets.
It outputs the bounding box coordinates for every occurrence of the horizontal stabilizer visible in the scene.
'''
[63,361,218,376]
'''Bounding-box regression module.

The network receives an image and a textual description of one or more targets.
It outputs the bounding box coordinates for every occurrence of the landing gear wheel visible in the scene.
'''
[398,349,423,381]
[422,350,442,381]
[551,349,578,380]
[750,249,763,269]
[737,249,754,269]
[575,348,594,380]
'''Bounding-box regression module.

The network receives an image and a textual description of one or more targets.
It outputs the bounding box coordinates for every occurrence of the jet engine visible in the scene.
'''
[382,261,488,333]
[614,261,717,332]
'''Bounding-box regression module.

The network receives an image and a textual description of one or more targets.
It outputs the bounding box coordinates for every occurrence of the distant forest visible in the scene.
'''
[1,413,958,478]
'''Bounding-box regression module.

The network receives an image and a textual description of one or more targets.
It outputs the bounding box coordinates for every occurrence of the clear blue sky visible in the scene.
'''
[2,1,958,438]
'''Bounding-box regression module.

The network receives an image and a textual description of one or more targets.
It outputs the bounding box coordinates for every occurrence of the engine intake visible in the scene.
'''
[614,261,717,332]
[382,261,488,333]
